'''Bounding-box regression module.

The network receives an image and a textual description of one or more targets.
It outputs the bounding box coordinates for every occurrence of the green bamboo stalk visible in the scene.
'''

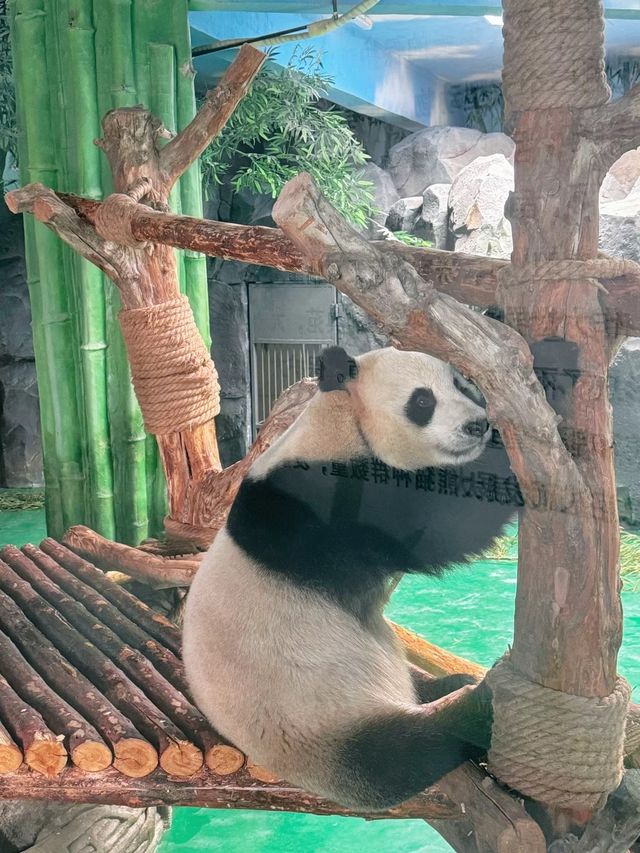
[173,0,212,349]
[61,0,116,539]
[12,0,85,535]
[95,0,149,544]
[146,41,177,536]
[9,2,63,536]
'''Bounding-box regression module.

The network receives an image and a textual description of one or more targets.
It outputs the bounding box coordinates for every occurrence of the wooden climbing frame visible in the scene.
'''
[7,0,640,848]
[0,539,457,822]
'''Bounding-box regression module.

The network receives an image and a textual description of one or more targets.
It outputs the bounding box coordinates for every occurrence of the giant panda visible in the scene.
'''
[183,345,524,811]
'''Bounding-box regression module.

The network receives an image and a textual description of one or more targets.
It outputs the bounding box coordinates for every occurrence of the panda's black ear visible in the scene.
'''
[316,346,358,392]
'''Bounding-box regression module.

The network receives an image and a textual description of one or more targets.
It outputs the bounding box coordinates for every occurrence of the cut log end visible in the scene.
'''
[113,738,159,778]
[246,761,282,784]
[159,741,203,778]
[206,744,245,776]
[70,740,113,772]
[25,737,68,778]
[0,743,22,774]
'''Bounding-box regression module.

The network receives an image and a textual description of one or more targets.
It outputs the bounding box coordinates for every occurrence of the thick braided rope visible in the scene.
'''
[496,257,640,288]
[119,296,220,435]
[502,0,610,112]
[486,657,630,810]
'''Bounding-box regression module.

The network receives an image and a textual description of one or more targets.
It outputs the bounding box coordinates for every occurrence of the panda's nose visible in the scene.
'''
[463,418,489,438]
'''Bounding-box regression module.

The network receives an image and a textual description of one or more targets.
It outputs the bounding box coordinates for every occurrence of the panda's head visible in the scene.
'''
[320,346,491,470]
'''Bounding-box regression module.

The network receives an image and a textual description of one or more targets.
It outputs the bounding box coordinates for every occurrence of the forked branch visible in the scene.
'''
[272,172,588,514]
[5,184,128,283]
[582,83,640,169]
[160,44,266,187]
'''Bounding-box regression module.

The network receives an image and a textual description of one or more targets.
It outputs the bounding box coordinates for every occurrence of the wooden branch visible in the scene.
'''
[581,83,640,169]
[0,627,111,772]
[272,172,586,514]
[160,44,267,187]
[394,621,640,770]
[0,559,200,777]
[10,181,640,338]
[389,621,487,680]
[22,544,188,695]
[430,762,547,853]
[174,377,318,542]
[5,184,128,282]
[0,674,67,777]
[54,190,506,306]
[39,539,183,656]
[0,766,459,821]
[61,525,199,587]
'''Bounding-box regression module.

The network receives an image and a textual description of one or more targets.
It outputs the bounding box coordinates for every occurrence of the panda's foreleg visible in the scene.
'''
[410,666,480,703]
[332,706,484,810]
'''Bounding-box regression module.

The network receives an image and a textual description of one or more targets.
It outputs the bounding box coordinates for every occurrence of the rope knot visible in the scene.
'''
[486,656,630,810]
[119,296,220,434]
[94,193,148,248]
[496,257,640,292]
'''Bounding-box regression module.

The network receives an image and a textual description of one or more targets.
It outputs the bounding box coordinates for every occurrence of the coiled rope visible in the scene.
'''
[502,0,610,113]
[119,296,220,435]
[486,657,630,810]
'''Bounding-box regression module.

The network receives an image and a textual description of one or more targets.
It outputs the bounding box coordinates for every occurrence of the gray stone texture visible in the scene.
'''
[0,801,167,852]
[0,203,43,487]
[208,259,252,468]
[0,361,43,487]
[600,147,640,203]
[449,154,514,258]
[420,183,451,249]
[599,188,640,527]
[388,125,515,197]
[337,295,388,356]
[600,189,640,262]
[610,340,640,529]
[386,195,423,233]
[361,161,400,230]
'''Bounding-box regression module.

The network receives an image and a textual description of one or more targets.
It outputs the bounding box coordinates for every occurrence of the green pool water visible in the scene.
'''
[2,508,639,853]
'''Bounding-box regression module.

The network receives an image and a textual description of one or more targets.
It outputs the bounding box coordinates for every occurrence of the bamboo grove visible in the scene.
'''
[9,0,210,543]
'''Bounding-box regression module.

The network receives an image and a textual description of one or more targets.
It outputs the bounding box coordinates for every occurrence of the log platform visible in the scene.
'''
[0,538,457,821]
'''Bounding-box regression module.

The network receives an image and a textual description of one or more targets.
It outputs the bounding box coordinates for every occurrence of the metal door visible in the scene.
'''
[248,281,337,434]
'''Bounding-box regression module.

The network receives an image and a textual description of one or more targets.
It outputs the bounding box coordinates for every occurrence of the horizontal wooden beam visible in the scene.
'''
[9,184,639,338]
[0,766,458,820]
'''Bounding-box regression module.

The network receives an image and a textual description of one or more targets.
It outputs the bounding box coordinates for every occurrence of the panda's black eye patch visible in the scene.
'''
[405,387,436,427]
[453,375,483,406]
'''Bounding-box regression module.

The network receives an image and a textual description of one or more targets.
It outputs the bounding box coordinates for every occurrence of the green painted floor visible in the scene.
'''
[2,509,639,852]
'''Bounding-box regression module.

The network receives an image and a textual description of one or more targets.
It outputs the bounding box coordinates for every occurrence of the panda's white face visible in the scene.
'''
[351,348,491,470]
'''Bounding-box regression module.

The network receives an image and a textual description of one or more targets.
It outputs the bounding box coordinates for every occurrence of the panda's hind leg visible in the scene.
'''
[331,708,483,810]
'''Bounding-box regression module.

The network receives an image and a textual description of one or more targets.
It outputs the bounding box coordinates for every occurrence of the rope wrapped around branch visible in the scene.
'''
[502,0,610,113]
[486,657,630,810]
[119,296,220,435]
[496,256,640,290]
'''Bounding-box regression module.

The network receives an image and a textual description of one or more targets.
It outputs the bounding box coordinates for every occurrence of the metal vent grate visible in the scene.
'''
[248,281,337,435]
[253,342,324,429]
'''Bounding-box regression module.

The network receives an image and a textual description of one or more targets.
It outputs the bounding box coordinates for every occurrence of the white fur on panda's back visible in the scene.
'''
[183,529,416,783]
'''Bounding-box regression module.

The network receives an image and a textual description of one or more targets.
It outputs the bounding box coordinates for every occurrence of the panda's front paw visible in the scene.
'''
[412,672,480,703]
